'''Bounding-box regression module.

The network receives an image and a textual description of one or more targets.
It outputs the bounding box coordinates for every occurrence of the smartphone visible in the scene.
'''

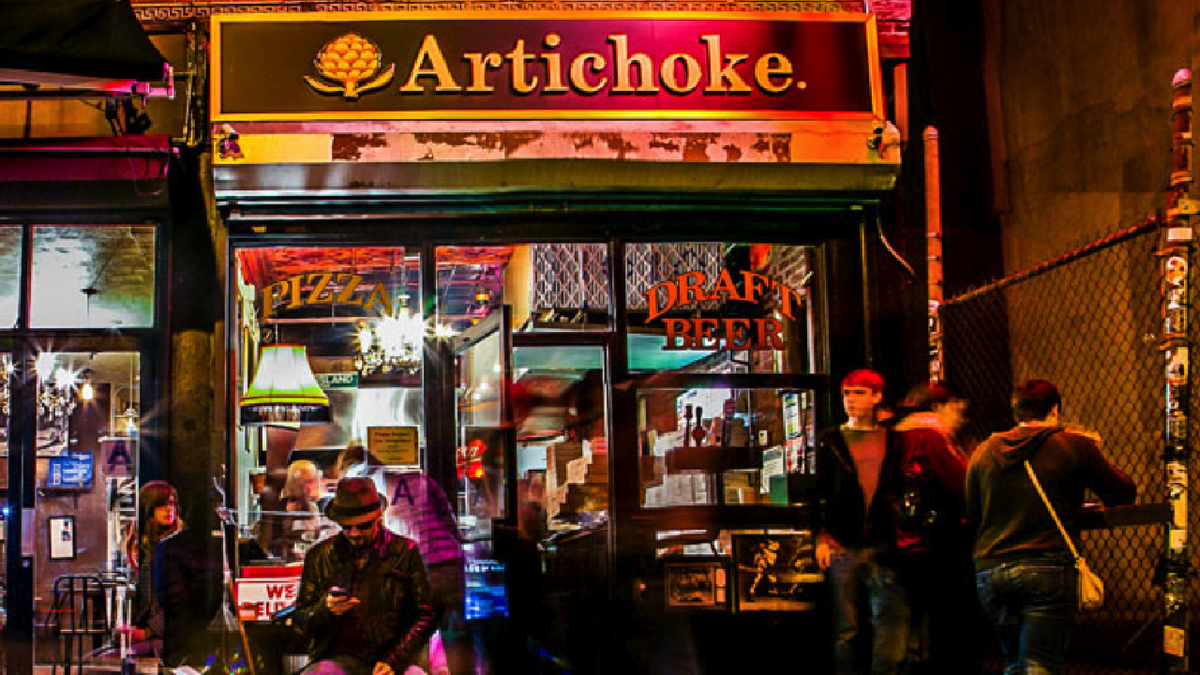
[329,586,349,599]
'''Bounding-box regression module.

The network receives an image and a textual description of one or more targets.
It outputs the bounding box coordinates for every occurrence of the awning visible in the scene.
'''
[0,0,168,90]
[0,136,173,218]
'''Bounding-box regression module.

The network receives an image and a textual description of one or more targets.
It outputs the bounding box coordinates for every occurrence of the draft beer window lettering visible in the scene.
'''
[645,269,802,352]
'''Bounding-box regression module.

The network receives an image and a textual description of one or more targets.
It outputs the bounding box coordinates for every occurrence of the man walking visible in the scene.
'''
[967,380,1135,674]
[293,477,438,675]
[816,369,909,675]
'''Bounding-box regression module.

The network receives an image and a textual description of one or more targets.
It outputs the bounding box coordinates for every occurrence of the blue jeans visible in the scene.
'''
[976,557,1078,675]
[829,547,911,675]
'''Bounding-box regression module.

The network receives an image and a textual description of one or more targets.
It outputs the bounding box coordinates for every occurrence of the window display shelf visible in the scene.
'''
[666,445,762,473]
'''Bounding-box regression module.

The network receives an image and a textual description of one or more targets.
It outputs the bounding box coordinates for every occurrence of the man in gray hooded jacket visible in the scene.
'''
[966,380,1135,674]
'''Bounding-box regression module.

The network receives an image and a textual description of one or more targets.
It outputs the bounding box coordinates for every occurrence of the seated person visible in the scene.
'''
[258,460,330,560]
[117,481,185,657]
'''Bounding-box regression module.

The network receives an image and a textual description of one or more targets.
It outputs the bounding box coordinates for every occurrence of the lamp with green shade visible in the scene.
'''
[240,344,331,426]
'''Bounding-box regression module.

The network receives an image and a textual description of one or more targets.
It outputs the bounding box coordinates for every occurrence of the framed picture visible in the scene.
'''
[663,555,730,611]
[49,515,76,561]
[731,531,821,612]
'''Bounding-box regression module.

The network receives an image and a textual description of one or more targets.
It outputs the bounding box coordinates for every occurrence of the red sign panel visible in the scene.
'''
[212,11,882,121]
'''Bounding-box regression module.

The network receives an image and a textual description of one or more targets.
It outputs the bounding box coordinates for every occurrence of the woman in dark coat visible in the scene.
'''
[118,480,184,655]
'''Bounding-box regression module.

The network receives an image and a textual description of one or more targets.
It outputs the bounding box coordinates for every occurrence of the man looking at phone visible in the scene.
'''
[294,477,438,675]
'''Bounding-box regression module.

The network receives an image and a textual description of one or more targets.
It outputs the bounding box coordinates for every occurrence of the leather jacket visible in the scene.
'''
[293,526,438,670]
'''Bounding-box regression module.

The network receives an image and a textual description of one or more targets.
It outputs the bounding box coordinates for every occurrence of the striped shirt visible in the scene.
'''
[387,472,464,567]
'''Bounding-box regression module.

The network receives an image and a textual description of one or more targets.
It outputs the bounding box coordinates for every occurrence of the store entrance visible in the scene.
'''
[450,306,614,669]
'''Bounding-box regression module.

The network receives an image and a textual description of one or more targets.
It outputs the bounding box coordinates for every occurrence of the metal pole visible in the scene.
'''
[1160,67,1194,674]
[924,126,944,382]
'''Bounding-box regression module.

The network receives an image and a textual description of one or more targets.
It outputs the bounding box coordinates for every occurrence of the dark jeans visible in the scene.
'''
[976,556,1078,675]
[829,547,911,675]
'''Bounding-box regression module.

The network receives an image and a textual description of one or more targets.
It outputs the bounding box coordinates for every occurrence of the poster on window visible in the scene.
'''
[731,532,821,612]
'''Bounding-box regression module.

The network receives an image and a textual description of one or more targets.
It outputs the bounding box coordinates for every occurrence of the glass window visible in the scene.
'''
[436,244,611,335]
[626,243,816,374]
[637,386,817,508]
[31,226,156,328]
[0,227,21,328]
[513,345,609,532]
[232,246,425,568]
[30,351,140,661]
[456,327,506,542]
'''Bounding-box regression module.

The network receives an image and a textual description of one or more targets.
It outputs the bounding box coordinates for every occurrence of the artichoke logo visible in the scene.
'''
[303,33,395,100]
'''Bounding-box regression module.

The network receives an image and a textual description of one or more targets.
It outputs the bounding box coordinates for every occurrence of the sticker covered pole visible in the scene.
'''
[1160,67,1194,674]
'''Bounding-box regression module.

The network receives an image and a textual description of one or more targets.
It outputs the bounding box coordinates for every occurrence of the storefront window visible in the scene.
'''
[0,228,21,328]
[31,226,156,329]
[626,242,816,374]
[436,244,611,335]
[29,351,140,660]
[232,246,425,572]
[637,385,817,508]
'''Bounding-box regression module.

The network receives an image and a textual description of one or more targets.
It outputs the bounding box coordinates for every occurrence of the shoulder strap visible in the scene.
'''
[1024,460,1081,561]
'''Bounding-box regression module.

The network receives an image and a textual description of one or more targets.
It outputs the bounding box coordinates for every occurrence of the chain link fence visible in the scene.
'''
[940,218,1197,673]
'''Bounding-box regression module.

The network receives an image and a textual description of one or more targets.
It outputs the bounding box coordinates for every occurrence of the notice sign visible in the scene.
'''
[316,372,360,389]
[235,565,304,622]
[46,452,94,489]
[368,426,419,465]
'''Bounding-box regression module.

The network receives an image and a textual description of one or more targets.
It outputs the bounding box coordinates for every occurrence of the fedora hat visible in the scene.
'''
[325,476,383,523]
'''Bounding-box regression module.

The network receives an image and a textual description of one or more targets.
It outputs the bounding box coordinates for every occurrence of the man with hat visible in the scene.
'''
[293,477,438,674]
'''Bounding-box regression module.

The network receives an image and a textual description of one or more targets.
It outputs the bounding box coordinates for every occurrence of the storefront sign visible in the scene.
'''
[645,269,801,351]
[212,12,881,121]
[317,372,360,389]
[368,426,419,465]
[260,271,392,319]
[235,565,304,622]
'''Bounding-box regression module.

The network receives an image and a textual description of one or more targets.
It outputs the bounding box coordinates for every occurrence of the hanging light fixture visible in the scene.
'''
[474,283,491,308]
[37,353,77,420]
[355,250,429,376]
[355,294,426,375]
[240,344,331,426]
[80,371,95,402]
[34,352,79,422]
[0,355,13,415]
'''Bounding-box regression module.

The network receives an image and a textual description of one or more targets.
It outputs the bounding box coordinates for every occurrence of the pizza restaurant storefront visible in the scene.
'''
[214,10,899,671]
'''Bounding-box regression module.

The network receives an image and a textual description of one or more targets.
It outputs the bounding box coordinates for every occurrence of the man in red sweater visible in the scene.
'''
[815,369,909,675]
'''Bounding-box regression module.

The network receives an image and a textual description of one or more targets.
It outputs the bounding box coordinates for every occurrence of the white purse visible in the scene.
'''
[1024,461,1104,610]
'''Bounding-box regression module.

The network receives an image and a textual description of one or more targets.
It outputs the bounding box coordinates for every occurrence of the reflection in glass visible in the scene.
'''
[512,345,609,534]
[456,329,505,541]
[31,226,156,328]
[0,227,21,327]
[436,244,612,335]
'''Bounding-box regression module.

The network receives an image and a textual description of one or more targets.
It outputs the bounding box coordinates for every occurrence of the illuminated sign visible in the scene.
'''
[259,271,392,319]
[645,269,801,351]
[212,12,882,121]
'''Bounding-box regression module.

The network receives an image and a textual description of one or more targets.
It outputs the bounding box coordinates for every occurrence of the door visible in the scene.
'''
[451,306,514,622]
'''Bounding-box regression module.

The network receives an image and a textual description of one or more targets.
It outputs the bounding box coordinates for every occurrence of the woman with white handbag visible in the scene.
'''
[965,380,1135,674]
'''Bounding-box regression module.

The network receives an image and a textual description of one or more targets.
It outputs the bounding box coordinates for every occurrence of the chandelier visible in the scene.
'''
[355,296,427,376]
[34,352,79,422]
[0,355,12,415]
